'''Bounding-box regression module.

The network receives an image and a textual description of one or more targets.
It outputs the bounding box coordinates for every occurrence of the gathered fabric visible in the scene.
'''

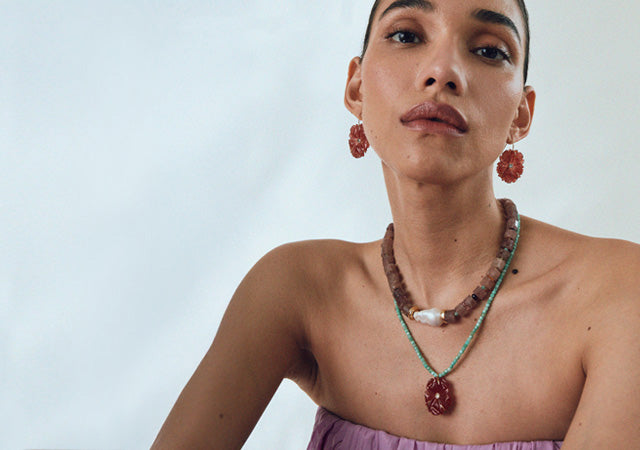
[307,407,563,450]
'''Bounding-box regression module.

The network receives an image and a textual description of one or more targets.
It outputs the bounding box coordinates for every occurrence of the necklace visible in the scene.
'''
[381,199,520,415]
[381,198,519,326]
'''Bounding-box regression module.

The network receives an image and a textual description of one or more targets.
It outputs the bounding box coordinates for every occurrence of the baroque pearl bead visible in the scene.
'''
[413,308,444,327]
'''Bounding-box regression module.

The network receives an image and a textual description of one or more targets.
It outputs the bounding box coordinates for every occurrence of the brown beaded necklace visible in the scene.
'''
[381,198,519,326]
[381,198,520,415]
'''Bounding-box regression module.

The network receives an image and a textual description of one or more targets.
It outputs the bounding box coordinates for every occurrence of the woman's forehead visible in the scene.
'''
[372,0,525,31]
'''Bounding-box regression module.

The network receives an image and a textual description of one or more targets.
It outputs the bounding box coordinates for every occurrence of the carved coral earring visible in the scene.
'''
[497,143,524,183]
[349,122,369,158]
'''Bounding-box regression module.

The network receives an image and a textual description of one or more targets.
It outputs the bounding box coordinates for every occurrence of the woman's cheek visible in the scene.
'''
[361,69,398,144]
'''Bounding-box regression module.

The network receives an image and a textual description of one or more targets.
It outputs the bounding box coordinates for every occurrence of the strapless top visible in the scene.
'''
[307,407,563,450]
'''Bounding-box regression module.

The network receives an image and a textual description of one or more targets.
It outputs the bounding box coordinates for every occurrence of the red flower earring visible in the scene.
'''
[349,122,369,158]
[497,143,524,183]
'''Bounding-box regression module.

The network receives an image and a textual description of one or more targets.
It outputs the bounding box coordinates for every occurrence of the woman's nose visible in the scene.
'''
[416,43,467,95]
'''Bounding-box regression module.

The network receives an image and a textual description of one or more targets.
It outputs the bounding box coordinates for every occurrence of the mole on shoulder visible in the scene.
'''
[587,326,592,331]
[512,269,519,274]
[219,413,224,419]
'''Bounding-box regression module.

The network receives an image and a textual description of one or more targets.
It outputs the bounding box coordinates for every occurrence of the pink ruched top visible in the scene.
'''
[307,407,563,450]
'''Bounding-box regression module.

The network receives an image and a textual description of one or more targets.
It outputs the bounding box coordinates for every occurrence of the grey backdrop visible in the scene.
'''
[3,1,639,448]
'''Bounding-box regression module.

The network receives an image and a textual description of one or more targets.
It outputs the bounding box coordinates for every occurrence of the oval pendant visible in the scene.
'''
[424,377,455,415]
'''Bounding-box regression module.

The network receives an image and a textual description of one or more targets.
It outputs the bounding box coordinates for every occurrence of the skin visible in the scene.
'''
[152,0,640,448]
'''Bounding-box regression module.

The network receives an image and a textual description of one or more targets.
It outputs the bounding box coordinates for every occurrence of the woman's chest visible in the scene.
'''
[306,287,586,443]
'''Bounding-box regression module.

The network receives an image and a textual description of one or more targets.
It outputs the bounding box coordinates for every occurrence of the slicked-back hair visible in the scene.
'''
[360,0,530,83]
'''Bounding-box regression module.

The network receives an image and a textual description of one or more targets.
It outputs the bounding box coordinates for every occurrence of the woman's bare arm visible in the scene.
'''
[151,244,310,449]
[562,241,640,448]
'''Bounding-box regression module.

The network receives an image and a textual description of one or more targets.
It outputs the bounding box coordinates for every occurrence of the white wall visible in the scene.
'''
[3,1,639,448]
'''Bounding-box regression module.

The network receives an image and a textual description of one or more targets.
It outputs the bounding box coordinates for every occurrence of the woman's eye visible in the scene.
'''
[388,30,420,44]
[474,46,511,62]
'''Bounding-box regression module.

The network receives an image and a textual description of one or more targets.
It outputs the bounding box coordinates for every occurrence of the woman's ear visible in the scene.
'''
[509,86,536,143]
[344,57,364,119]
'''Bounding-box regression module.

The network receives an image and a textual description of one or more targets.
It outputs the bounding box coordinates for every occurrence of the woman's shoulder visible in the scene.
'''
[264,238,370,260]
[523,216,640,267]
[521,216,640,303]
[251,238,375,292]
[239,238,374,298]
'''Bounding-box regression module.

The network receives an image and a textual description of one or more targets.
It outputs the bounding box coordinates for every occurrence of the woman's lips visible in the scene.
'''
[400,101,469,135]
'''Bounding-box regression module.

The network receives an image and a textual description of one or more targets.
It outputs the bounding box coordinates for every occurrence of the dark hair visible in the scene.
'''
[360,0,530,83]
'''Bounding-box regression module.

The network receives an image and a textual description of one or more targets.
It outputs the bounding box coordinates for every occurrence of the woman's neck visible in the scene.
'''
[382,165,505,310]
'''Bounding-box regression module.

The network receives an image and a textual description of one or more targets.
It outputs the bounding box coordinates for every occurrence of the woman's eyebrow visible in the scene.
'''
[471,9,521,43]
[379,0,435,21]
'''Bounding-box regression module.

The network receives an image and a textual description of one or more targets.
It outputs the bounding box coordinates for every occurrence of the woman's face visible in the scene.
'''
[346,0,534,185]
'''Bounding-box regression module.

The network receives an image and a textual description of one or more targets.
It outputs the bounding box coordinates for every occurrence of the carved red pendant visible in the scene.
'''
[424,377,454,415]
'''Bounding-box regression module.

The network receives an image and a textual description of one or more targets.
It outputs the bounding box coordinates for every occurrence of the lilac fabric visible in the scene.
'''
[307,407,563,450]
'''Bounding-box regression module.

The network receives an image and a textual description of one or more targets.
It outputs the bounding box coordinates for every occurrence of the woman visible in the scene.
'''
[152,0,640,448]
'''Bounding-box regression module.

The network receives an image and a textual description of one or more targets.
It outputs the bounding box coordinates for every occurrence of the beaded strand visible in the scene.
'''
[393,213,520,379]
[383,198,519,326]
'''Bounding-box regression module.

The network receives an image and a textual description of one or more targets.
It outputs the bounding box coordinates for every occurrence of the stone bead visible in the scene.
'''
[466,294,479,306]
[502,237,515,251]
[480,276,496,291]
[497,249,511,260]
[504,229,518,240]
[455,301,473,317]
[507,217,519,230]
[393,288,409,306]
[381,250,395,265]
[444,310,459,323]
[473,286,489,301]
[493,258,506,271]
[455,296,478,317]
[381,231,395,260]
[487,267,501,281]
[387,270,402,288]
[503,200,516,215]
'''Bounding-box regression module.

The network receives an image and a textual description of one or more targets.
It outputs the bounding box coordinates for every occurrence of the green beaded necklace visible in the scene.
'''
[392,213,520,415]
